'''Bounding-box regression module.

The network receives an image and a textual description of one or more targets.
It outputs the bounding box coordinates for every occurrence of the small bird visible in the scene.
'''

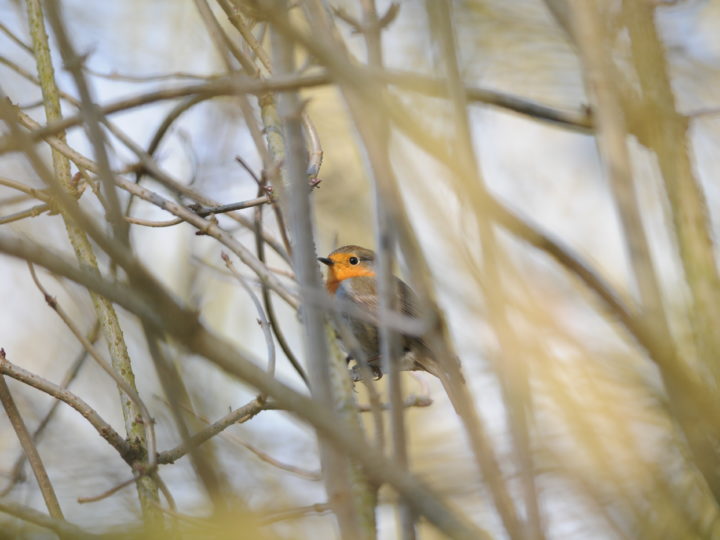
[318,245,440,379]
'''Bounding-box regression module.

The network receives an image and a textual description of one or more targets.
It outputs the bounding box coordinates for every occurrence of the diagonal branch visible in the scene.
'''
[0,499,97,539]
[0,360,63,520]
[0,351,134,462]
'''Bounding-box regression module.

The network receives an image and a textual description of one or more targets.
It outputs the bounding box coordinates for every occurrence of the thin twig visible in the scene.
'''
[356,394,433,412]
[189,196,270,216]
[163,397,321,480]
[125,216,184,228]
[0,177,52,201]
[261,502,331,524]
[0,203,52,225]
[355,0,413,535]
[84,66,213,82]
[77,477,136,504]
[157,397,266,464]
[0,353,63,519]
[222,252,276,382]
[250,168,310,385]
[0,320,97,497]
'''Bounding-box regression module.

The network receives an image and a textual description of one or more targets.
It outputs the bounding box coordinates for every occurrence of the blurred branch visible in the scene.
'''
[0,500,97,539]
[355,394,433,412]
[0,176,55,224]
[218,0,323,181]
[0,357,63,519]
[379,68,593,132]
[144,329,233,510]
[85,66,214,81]
[195,0,250,71]
[0,67,592,160]
[227,439,321,481]
[0,21,33,53]
[269,4,376,537]
[623,1,720,387]
[570,0,720,505]
[261,502,331,524]
[354,0,413,536]
[125,216,184,228]
[424,3,536,538]
[0,177,51,202]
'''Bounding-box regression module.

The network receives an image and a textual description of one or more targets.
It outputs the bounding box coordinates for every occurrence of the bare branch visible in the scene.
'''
[261,502,331,524]
[0,321,97,497]
[0,351,133,461]
[0,499,97,539]
[77,477,136,504]
[0,358,63,519]
[157,397,265,464]
[222,252,276,381]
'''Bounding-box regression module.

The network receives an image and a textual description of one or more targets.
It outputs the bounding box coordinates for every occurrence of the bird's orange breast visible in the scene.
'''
[325,266,375,294]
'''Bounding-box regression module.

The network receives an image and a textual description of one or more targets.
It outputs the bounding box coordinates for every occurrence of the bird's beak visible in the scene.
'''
[317,257,333,266]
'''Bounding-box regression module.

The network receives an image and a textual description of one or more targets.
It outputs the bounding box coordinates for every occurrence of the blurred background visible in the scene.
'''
[2,0,720,538]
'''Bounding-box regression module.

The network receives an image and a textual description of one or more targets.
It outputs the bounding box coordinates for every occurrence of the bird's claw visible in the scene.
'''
[349,364,384,382]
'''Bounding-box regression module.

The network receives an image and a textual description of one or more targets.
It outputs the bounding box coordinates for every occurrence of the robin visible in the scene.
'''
[318,245,440,379]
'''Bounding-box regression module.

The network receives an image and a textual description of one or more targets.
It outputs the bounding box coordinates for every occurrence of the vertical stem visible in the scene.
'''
[269,4,376,538]
[424,3,539,539]
[358,1,414,538]
[144,329,231,509]
[42,1,128,246]
[23,0,161,526]
[623,1,720,382]
[569,0,720,502]
[0,370,63,520]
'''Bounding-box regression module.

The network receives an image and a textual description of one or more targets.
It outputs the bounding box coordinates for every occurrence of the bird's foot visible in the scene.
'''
[350,364,384,382]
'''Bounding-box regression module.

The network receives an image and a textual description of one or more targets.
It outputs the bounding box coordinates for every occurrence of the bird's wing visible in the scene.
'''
[336,276,378,312]
[338,276,442,377]
[337,276,420,316]
[396,278,419,318]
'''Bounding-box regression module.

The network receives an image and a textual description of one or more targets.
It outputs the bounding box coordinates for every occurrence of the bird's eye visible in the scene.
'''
[349,256,359,265]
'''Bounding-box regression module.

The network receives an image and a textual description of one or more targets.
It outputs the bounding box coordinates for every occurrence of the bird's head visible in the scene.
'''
[318,245,376,293]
